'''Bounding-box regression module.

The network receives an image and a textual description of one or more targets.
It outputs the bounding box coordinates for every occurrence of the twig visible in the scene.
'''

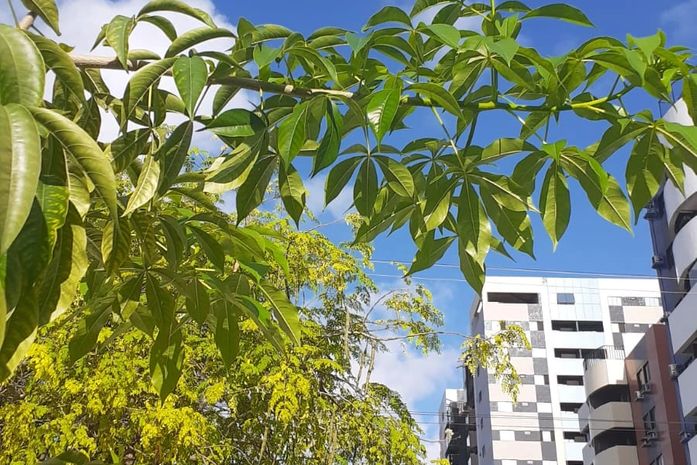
[18,11,36,30]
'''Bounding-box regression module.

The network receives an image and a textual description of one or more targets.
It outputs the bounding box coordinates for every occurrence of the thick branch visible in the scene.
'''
[68,53,629,113]
[18,12,36,30]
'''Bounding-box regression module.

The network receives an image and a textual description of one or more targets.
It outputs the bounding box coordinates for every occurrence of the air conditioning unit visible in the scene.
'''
[680,430,694,443]
[635,390,645,401]
[669,364,680,380]
[640,383,652,395]
[652,255,665,269]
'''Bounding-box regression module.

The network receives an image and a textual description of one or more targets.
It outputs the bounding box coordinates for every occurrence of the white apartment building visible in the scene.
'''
[647,100,697,465]
[468,276,663,465]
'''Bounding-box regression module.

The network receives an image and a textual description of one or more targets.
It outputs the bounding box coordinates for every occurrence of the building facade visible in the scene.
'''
[647,100,697,465]
[467,276,663,465]
[579,324,685,465]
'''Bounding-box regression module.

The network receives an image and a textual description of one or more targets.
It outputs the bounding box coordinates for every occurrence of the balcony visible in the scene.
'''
[586,402,634,440]
[583,347,627,397]
[565,441,585,460]
[550,331,605,350]
[672,215,697,284]
[689,433,697,465]
[678,358,697,418]
[558,384,587,403]
[668,285,697,355]
[582,443,594,465]
[579,402,590,432]
[594,445,639,465]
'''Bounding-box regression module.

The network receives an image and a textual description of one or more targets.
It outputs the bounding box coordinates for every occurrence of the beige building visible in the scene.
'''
[467,276,663,465]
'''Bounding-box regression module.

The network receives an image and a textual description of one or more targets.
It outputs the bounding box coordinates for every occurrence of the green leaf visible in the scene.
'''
[278,102,309,163]
[481,190,534,257]
[236,154,277,222]
[313,100,343,175]
[365,6,411,29]
[101,219,131,275]
[424,24,460,49]
[259,282,300,344]
[423,177,455,231]
[487,37,520,65]
[172,56,208,117]
[207,109,265,138]
[367,82,402,144]
[625,129,665,219]
[325,156,362,206]
[0,24,45,106]
[124,155,160,216]
[410,0,449,16]
[253,44,281,69]
[188,224,225,270]
[138,0,216,27]
[354,159,378,216]
[36,180,69,251]
[561,151,631,231]
[279,163,306,226]
[375,156,414,197]
[68,298,112,363]
[36,207,87,322]
[0,289,38,381]
[682,75,697,126]
[212,84,240,116]
[593,121,646,163]
[186,278,210,325]
[408,83,463,119]
[106,15,136,69]
[539,163,570,248]
[205,141,260,186]
[157,121,193,194]
[138,14,178,41]
[0,104,41,255]
[408,234,455,275]
[145,273,175,330]
[458,238,485,294]
[111,129,152,173]
[20,0,60,34]
[30,108,117,218]
[481,138,536,162]
[214,300,239,367]
[166,27,236,57]
[345,32,371,55]
[150,324,184,401]
[28,33,84,103]
[456,182,488,259]
[523,3,593,27]
[123,57,177,124]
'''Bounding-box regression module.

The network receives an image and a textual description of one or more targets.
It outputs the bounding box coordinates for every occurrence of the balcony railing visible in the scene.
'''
[583,346,626,371]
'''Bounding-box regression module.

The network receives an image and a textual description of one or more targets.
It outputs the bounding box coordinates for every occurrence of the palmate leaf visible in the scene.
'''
[30,108,118,218]
[166,27,236,57]
[0,288,38,382]
[258,282,300,344]
[277,102,309,163]
[522,3,593,27]
[539,163,570,249]
[123,155,161,216]
[123,57,177,124]
[150,323,185,402]
[28,33,84,103]
[236,154,277,222]
[106,15,136,69]
[279,163,306,226]
[0,104,41,255]
[214,299,239,368]
[0,25,45,106]
[185,278,210,325]
[367,79,402,144]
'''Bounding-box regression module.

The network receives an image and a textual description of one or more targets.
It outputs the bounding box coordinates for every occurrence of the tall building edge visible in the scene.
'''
[648,100,697,465]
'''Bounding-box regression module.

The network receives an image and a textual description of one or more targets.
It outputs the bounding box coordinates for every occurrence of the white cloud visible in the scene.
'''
[661,0,697,41]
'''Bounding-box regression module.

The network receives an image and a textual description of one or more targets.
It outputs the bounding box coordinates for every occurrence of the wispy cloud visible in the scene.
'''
[661,0,697,41]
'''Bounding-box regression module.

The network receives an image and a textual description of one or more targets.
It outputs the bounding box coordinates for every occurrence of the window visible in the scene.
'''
[567,462,584,465]
[557,293,575,305]
[552,320,578,332]
[638,362,651,386]
[543,375,550,385]
[560,403,584,413]
[578,321,604,332]
[542,431,553,442]
[608,296,622,306]
[487,292,539,304]
[646,297,661,307]
[558,375,584,386]
[563,431,586,443]
[555,348,581,359]
[643,407,656,432]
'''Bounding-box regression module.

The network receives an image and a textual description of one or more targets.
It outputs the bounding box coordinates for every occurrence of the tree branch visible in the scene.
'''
[18,12,36,30]
[66,53,633,113]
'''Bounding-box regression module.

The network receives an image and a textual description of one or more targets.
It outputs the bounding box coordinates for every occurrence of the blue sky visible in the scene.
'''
[226,0,697,454]
[5,0,696,458]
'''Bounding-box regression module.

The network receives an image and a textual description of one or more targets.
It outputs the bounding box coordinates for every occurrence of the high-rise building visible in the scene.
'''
[465,276,663,465]
[580,324,685,465]
[647,100,697,465]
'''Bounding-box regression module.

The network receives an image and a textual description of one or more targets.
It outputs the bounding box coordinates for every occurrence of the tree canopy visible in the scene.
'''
[1,0,696,402]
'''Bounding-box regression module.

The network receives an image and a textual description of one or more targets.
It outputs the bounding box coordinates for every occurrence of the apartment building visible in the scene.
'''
[466,276,663,465]
[440,386,476,465]
[580,324,685,465]
[646,99,697,465]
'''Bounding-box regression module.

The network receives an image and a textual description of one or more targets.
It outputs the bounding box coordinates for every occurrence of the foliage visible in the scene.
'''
[0,217,525,465]
[1,0,696,395]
